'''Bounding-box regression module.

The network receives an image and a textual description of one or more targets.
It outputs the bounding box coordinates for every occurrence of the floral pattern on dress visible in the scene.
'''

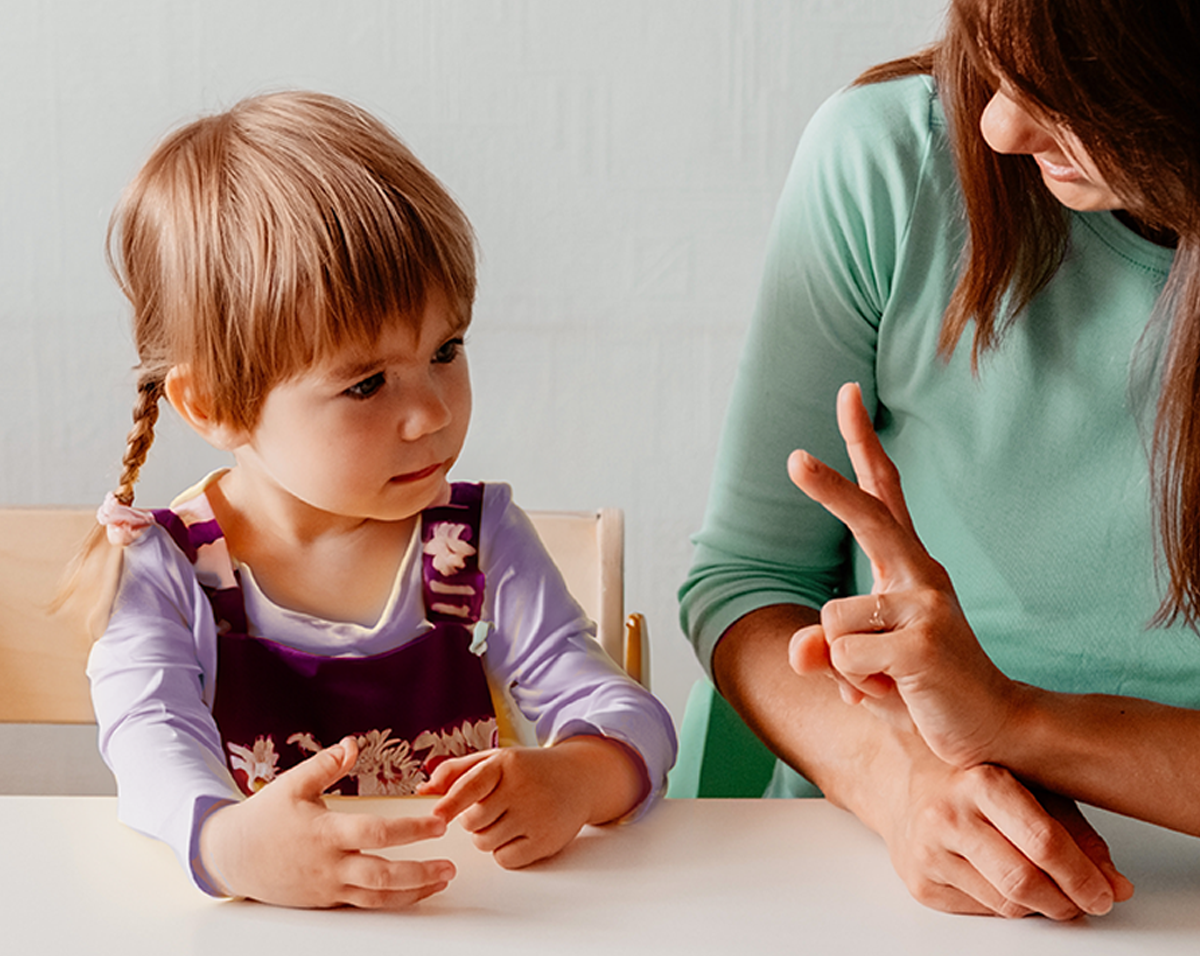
[424,522,476,575]
[227,737,280,792]
[228,719,498,796]
[414,717,499,769]
[350,729,427,796]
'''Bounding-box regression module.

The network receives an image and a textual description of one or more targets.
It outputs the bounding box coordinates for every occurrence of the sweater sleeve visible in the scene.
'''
[87,526,240,896]
[478,484,677,818]
[679,77,939,676]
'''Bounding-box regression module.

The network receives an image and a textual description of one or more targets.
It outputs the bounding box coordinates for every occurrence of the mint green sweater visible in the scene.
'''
[681,76,1193,788]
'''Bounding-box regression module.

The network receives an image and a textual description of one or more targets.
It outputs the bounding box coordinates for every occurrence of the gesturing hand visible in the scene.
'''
[784,383,1134,918]
[199,737,455,908]
[786,382,1021,769]
[419,736,647,869]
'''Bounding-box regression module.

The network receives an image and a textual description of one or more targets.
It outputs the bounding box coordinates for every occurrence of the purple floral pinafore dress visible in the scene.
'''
[153,482,499,797]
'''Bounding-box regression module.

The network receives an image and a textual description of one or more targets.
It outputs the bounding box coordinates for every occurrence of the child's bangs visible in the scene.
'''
[214,92,476,404]
[113,91,476,431]
[262,197,446,375]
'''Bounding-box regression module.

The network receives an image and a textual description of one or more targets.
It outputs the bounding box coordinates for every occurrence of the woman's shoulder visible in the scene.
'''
[793,74,946,189]
[774,73,954,254]
[812,73,942,141]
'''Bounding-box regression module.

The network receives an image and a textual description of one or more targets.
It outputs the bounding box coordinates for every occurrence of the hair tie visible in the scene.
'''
[96,491,156,546]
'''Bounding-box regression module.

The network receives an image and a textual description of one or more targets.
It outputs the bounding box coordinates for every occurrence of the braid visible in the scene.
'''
[114,374,164,506]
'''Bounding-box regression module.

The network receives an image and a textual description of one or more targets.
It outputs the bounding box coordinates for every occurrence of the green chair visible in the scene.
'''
[667,677,777,798]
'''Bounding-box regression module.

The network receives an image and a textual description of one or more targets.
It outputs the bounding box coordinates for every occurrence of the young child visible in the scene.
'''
[85,90,676,909]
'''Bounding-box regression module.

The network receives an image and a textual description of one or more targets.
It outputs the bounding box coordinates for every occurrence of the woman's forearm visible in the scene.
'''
[710,603,1131,919]
[995,684,1200,834]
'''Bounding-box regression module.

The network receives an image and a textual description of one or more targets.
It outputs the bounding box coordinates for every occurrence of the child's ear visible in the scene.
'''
[164,366,245,451]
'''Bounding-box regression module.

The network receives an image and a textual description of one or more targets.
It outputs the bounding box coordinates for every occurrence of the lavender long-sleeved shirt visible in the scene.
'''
[89,480,676,894]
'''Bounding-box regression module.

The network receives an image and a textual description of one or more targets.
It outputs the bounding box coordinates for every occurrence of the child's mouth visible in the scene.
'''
[391,462,443,484]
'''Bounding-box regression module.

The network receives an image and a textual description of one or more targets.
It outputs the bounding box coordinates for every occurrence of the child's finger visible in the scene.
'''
[340,880,451,910]
[418,749,494,795]
[328,811,448,851]
[337,853,456,900]
[431,754,503,822]
[276,736,360,801]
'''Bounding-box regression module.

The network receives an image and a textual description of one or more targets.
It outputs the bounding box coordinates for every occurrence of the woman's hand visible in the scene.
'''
[880,747,1132,918]
[419,736,647,869]
[199,737,455,908]
[787,382,1020,768]
[781,383,1136,916]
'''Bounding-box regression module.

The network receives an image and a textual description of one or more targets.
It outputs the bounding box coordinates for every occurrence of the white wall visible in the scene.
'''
[0,0,946,725]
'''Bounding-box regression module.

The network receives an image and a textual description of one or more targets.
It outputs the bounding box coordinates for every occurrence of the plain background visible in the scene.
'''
[1,0,945,726]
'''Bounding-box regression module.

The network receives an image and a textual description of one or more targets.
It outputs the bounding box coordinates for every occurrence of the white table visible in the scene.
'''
[4,796,1200,955]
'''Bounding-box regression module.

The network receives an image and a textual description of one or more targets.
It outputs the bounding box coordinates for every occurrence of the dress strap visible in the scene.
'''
[420,483,486,626]
[152,500,247,636]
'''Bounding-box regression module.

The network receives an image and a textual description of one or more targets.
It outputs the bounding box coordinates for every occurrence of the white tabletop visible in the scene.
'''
[4,795,1200,955]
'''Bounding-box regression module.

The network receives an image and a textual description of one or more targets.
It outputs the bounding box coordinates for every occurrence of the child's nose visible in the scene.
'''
[398,381,452,441]
[979,91,1057,156]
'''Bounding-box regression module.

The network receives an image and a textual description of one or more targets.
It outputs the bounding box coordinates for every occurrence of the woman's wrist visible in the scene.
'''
[980,679,1044,774]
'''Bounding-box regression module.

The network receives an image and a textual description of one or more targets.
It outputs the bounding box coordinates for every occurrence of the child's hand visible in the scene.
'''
[199,737,455,908]
[419,736,648,869]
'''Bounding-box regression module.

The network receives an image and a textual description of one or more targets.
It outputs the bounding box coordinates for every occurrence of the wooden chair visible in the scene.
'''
[524,507,648,688]
[0,509,112,794]
[0,504,648,794]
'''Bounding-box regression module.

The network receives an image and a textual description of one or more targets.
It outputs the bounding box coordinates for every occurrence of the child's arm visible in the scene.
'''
[201,737,456,906]
[90,528,454,906]
[475,485,677,816]
[418,735,648,868]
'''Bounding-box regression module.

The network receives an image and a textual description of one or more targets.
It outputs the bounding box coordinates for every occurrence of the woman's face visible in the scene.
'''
[980,87,1124,212]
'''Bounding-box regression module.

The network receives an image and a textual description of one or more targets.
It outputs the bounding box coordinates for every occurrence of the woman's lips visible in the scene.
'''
[1036,155,1082,182]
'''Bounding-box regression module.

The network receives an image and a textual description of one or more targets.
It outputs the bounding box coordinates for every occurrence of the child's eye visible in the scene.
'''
[434,338,464,365]
[344,371,386,399]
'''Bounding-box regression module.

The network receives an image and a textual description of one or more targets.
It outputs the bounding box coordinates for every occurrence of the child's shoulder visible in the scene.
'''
[451,481,538,562]
[476,480,515,510]
[442,480,518,521]
[120,471,234,594]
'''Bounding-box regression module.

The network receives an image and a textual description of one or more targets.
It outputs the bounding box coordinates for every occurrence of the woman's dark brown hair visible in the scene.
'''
[859,0,1200,627]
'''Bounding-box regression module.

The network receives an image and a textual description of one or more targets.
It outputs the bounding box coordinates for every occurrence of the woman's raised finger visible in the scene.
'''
[787,448,939,591]
[834,382,917,537]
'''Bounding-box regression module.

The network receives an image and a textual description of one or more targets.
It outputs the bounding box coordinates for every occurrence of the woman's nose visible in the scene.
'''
[979,90,1057,156]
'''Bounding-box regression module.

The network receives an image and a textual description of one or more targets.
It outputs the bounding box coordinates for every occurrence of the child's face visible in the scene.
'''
[233,289,471,527]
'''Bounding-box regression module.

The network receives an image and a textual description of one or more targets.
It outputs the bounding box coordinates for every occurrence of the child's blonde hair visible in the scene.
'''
[109,89,476,506]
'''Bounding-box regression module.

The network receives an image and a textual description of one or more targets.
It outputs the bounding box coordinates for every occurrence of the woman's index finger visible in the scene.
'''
[787,448,931,590]
[835,382,916,536]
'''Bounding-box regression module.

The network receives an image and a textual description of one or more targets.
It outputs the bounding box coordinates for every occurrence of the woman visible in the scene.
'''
[680,0,1199,920]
